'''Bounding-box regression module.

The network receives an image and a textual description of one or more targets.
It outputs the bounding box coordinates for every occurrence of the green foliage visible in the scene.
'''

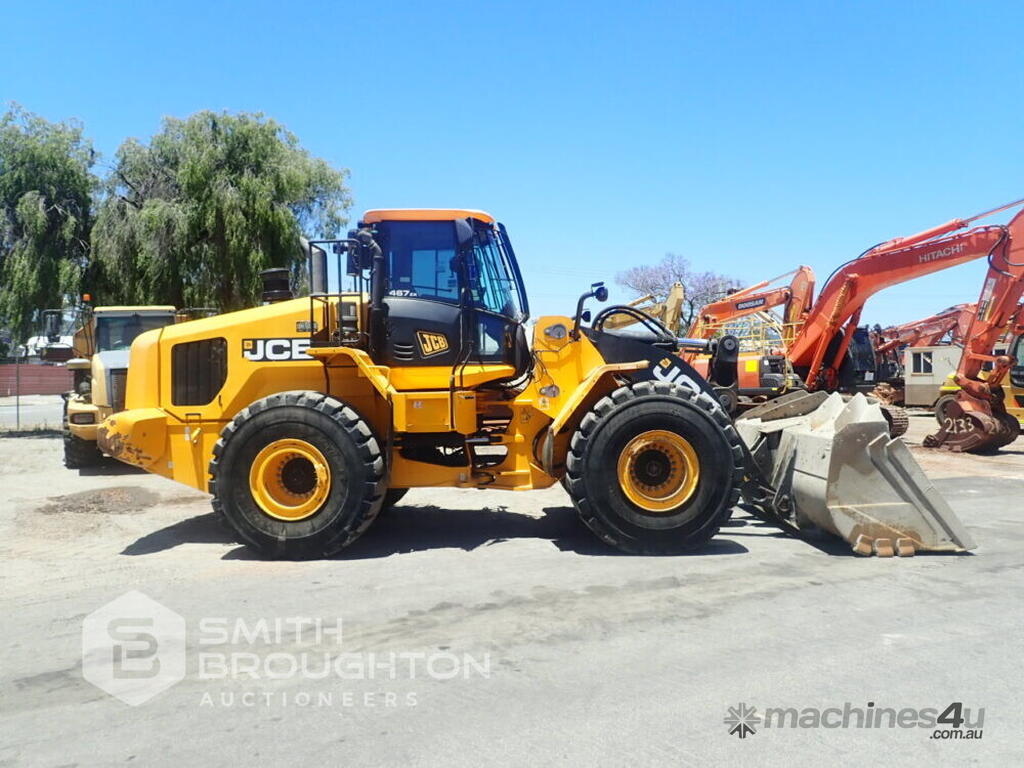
[0,105,95,343]
[91,111,351,310]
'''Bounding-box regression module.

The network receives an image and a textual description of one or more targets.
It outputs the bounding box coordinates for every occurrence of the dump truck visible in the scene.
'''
[43,304,178,467]
[96,209,973,558]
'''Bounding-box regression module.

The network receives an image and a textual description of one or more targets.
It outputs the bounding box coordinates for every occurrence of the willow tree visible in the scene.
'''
[91,111,351,310]
[0,105,96,344]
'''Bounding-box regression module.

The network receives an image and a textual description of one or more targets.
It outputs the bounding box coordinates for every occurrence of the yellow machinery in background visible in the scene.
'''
[43,304,177,467]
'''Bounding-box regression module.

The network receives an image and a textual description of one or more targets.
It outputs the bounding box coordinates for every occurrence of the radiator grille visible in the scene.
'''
[172,338,227,406]
[109,369,128,412]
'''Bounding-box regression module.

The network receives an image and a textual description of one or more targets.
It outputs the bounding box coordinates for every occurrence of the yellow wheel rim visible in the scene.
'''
[616,429,700,513]
[249,438,331,521]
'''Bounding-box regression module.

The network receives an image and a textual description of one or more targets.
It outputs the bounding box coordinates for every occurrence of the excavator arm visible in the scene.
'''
[874,302,975,355]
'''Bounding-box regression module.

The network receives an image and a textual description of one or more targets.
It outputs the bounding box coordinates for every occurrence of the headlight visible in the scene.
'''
[70,413,96,425]
[543,323,567,340]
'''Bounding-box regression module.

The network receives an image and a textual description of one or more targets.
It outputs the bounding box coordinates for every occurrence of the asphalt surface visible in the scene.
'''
[1,415,1021,767]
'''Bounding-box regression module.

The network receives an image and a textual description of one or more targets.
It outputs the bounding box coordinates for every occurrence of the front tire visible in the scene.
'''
[209,391,385,559]
[62,398,102,469]
[565,381,744,554]
[63,428,103,469]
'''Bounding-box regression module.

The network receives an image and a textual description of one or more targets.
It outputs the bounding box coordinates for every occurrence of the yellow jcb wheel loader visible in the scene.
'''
[97,209,974,559]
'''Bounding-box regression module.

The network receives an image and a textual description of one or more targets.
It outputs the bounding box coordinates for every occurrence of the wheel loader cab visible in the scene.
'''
[364,210,531,383]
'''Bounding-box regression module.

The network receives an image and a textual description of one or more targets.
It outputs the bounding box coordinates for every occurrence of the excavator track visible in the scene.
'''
[880,403,909,438]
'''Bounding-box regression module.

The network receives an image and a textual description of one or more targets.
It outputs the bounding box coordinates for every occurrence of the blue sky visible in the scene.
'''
[3,0,1023,324]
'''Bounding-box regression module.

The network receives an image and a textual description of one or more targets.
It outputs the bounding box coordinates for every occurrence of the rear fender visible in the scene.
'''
[97,408,168,469]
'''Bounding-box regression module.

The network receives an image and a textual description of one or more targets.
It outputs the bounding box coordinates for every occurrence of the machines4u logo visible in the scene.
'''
[242,338,313,362]
[416,331,449,358]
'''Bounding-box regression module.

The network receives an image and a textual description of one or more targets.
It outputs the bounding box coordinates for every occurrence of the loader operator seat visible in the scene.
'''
[370,213,530,382]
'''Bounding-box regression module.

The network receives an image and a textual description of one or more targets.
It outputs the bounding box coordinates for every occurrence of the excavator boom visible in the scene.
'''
[688,266,815,346]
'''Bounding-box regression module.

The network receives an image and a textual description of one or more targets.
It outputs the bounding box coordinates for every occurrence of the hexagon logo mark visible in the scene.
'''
[81,590,186,706]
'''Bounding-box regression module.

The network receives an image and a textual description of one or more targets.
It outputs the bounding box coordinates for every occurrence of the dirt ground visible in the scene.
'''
[1,413,1021,766]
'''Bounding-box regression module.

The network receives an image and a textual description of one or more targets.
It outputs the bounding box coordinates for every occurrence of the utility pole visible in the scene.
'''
[14,340,21,430]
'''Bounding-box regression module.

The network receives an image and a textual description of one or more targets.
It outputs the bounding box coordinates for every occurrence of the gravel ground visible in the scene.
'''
[0,414,1021,767]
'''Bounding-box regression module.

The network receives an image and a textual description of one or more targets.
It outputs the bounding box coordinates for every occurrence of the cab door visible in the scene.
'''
[465,223,530,376]
[376,220,465,370]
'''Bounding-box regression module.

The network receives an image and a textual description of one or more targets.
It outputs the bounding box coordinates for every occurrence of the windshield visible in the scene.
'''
[468,224,527,321]
[95,314,171,352]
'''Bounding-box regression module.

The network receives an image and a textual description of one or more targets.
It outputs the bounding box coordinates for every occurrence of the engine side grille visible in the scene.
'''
[172,338,228,406]
[393,342,416,361]
[109,369,128,412]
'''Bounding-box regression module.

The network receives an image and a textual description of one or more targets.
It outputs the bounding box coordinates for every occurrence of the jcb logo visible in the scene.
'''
[654,357,703,396]
[416,331,449,358]
[242,338,313,362]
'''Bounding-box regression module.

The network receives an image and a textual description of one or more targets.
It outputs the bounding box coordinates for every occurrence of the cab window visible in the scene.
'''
[1012,335,1024,367]
[379,221,460,303]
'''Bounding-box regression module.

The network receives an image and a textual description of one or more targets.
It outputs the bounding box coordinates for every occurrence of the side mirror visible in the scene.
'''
[454,219,475,248]
[571,281,608,340]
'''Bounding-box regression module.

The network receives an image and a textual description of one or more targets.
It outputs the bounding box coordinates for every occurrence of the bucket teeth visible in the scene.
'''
[895,538,916,557]
[873,538,895,558]
[737,392,976,556]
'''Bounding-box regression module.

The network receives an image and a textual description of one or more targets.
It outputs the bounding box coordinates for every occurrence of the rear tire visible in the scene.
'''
[380,488,409,512]
[209,391,385,559]
[565,381,744,554]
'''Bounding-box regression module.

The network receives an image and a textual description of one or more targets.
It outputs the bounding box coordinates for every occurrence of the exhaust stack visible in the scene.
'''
[259,268,292,303]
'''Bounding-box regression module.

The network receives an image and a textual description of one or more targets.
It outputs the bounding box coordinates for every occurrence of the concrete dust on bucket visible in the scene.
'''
[736,391,976,556]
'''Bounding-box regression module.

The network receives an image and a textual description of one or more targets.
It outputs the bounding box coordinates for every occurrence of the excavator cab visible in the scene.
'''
[1010,334,1024,390]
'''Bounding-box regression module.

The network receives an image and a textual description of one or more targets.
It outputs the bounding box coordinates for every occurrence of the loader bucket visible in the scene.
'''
[736,391,976,556]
